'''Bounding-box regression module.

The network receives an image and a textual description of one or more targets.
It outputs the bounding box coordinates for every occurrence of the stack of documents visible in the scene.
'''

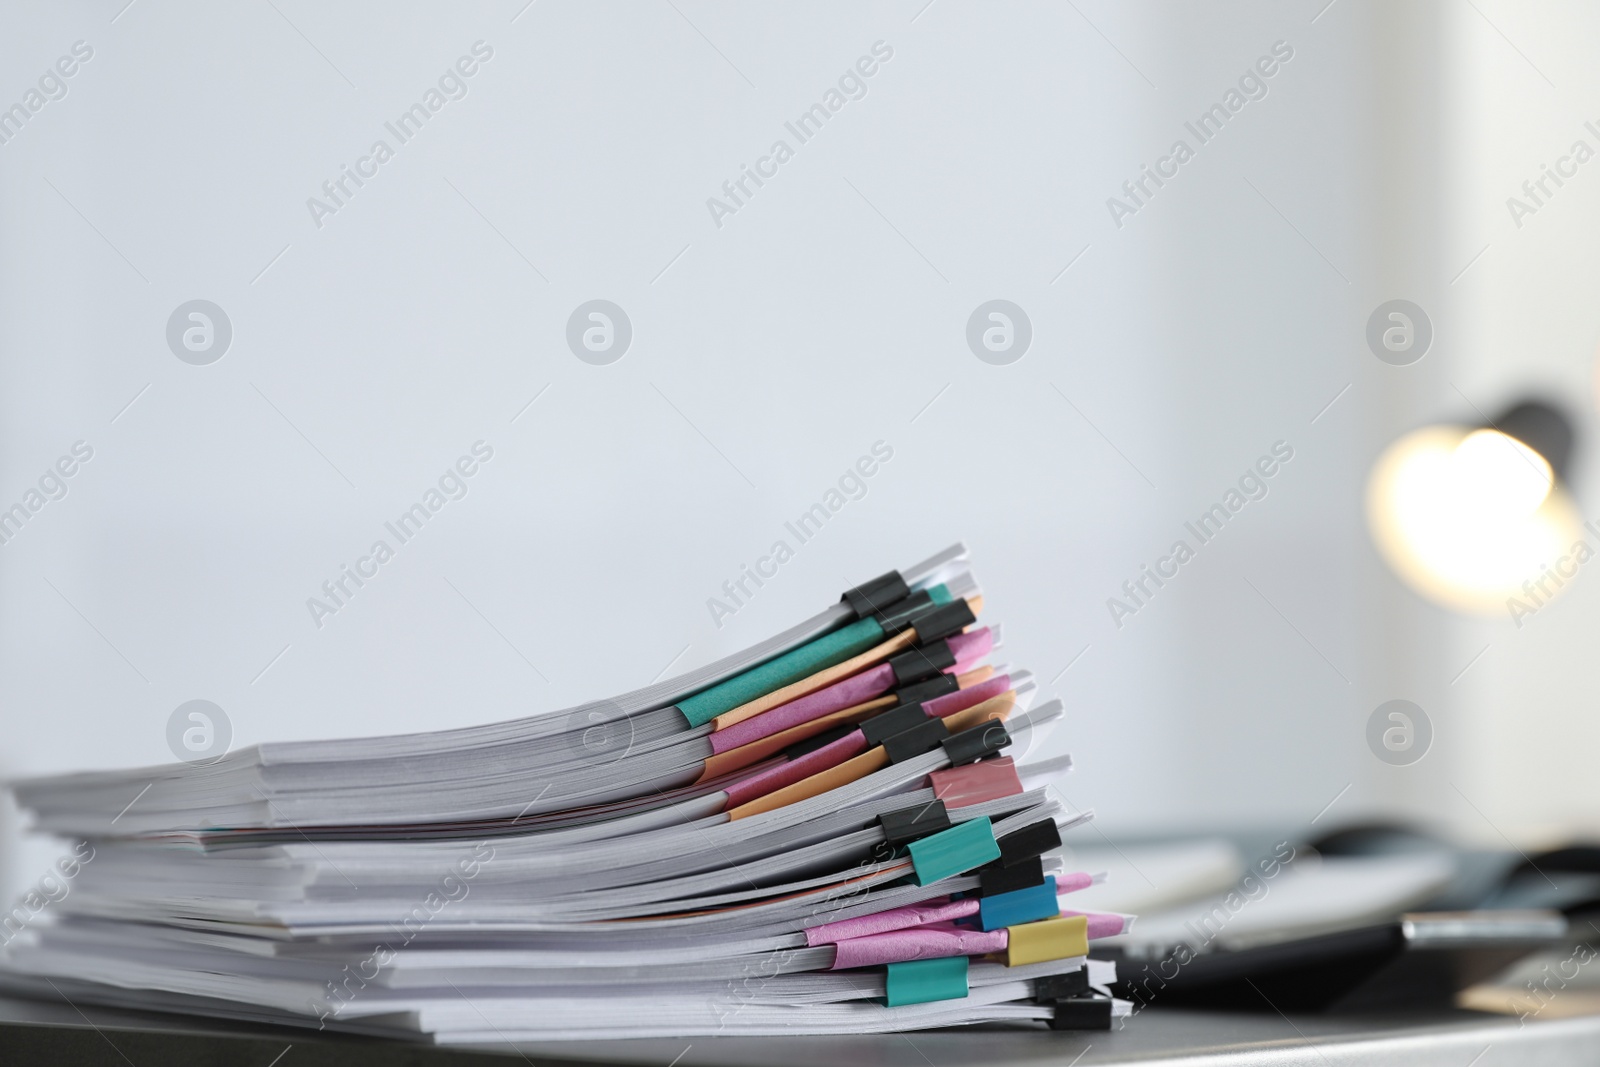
[1,544,1129,1041]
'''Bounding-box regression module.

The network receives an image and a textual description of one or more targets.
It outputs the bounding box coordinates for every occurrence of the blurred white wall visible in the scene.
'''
[1443,2,1600,844]
[2,0,1590,897]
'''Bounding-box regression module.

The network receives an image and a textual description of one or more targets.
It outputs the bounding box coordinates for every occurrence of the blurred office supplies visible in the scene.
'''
[1103,827,1580,1012]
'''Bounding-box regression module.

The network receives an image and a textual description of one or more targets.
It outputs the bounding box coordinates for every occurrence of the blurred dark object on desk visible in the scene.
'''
[1098,822,1595,1013]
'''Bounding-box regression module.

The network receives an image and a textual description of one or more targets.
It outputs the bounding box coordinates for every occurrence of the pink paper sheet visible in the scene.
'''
[1065,910,1129,939]
[924,673,1009,719]
[807,898,979,946]
[708,664,894,754]
[944,625,993,667]
[807,872,1101,946]
[720,732,867,807]
[826,905,1126,968]
[831,925,1007,969]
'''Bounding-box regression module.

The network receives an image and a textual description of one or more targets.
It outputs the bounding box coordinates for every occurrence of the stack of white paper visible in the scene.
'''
[1,545,1129,1042]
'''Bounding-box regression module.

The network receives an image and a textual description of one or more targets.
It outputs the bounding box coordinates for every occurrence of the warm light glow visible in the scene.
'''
[1367,425,1581,613]
[1451,429,1552,516]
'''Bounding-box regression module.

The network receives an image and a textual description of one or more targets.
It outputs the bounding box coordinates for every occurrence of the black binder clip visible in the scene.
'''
[941,720,1009,766]
[997,820,1062,867]
[879,799,952,847]
[872,590,935,635]
[887,639,957,686]
[841,571,911,620]
[979,855,1045,897]
[859,703,931,747]
[1034,969,1090,1002]
[882,719,949,763]
[892,674,959,706]
[1047,994,1113,1031]
[906,600,974,643]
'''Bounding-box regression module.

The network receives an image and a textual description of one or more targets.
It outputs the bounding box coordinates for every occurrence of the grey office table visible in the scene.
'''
[2,992,1598,1066]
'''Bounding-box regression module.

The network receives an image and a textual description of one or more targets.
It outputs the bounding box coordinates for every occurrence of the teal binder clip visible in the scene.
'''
[907,815,1000,886]
[885,955,969,1007]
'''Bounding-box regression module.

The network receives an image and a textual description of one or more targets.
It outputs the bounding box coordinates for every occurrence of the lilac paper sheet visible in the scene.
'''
[830,925,1008,969]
